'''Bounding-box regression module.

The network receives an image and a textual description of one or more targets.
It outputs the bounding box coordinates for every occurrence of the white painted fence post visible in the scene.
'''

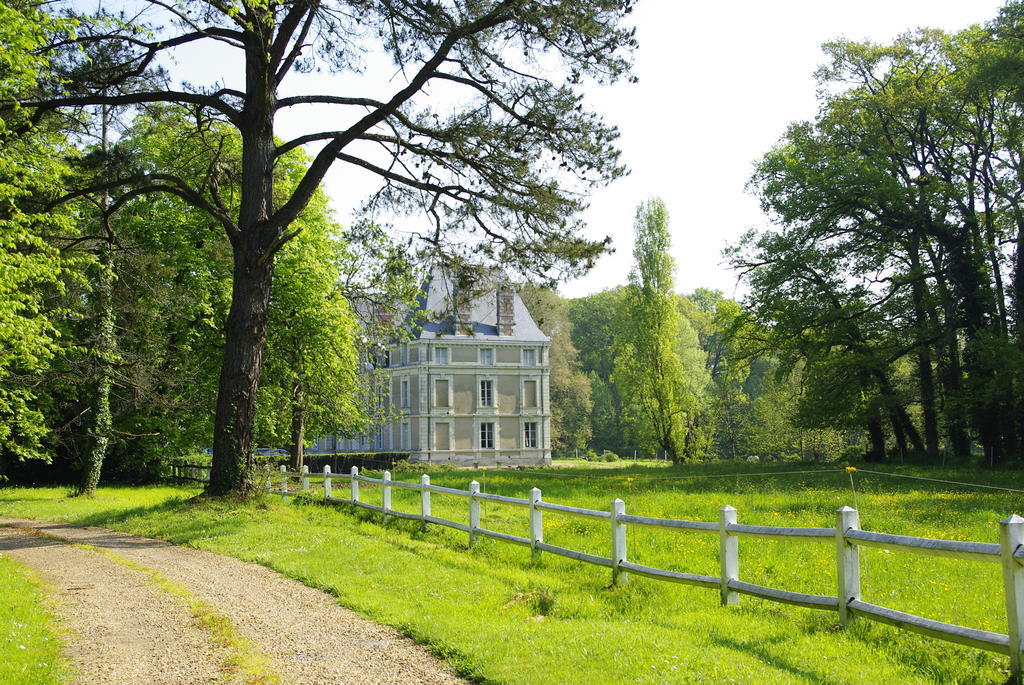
[468,481,480,547]
[420,474,431,527]
[835,506,860,626]
[265,464,272,493]
[1001,514,1024,682]
[351,466,360,503]
[382,471,392,523]
[719,505,738,606]
[529,487,543,561]
[611,498,627,585]
[323,465,332,500]
[301,464,309,491]
[280,464,288,495]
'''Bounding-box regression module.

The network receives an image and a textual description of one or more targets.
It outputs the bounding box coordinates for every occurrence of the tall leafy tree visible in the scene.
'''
[38,109,237,485]
[736,21,1024,463]
[255,221,364,468]
[520,285,593,457]
[16,0,638,495]
[612,198,708,462]
[0,2,73,467]
[680,292,752,460]
[568,287,628,454]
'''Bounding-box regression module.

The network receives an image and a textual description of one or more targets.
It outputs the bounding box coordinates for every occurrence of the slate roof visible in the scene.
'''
[414,268,550,343]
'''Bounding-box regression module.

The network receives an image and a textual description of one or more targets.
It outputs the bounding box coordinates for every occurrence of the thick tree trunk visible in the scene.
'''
[209,251,274,495]
[865,410,887,463]
[909,227,939,458]
[888,406,909,460]
[208,27,281,497]
[924,243,972,458]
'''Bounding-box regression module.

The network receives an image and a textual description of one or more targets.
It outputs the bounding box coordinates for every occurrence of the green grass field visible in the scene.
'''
[0,554,71,685]
[1,462,1021,684]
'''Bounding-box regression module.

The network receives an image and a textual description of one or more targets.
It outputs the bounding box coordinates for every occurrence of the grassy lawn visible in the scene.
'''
[0,554,71,685]
[1,463,1021,684]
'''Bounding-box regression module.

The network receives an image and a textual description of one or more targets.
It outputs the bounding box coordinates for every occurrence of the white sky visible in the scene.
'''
[169,1,1009,299]
[555,0,1008,299]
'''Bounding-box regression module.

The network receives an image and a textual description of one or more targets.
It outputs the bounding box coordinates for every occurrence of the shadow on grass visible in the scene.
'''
[71,495,202,528]
[707,631,833,684]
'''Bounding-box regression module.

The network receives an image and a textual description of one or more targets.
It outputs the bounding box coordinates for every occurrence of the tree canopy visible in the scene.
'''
[10,0,639,495]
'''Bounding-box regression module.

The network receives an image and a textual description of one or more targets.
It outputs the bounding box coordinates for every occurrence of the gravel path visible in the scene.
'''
[0,519,465,685]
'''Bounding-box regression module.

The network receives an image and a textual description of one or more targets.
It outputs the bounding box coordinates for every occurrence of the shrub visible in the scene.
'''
[841,445,863,462]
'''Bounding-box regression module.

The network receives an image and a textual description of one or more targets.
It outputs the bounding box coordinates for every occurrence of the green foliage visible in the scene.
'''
[735,16,1024,463]
[569,289,627,454]
[0,2,74,464]
[34,110,237,482]
[255,203,367,454]
[519,285,593,456]
[612,199,709,462]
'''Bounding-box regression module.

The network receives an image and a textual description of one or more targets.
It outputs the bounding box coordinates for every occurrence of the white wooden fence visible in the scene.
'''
[269,464,1024,681]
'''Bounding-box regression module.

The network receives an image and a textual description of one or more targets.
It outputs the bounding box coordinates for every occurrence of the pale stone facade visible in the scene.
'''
[314,270,552,466]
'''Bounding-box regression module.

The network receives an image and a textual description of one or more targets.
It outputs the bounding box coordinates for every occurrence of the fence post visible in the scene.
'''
[1001,514,1024,682]
[351,466,360,504]
[420,474,431,528]
[265,464,272,493]
[719,505,738,606]
[301,465,309,491]
[382,470,392,523]
[323,465,332,500]
[836,506,861,626]
[468,481,480,547]
[280,464,288,495]
[530,487,543,561]
[611,498,627,585]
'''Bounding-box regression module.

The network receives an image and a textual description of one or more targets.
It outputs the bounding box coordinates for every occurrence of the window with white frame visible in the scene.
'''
[480,422,495,449]
[479,348,494,365]
[522,348,536,366]
[479,379,494,407]
[401,379,409,407]
[523,380,538,408]
[401,422,410,450]
[524,422,538,448]
[435,347,449,365]
[434,378,450,407]
[435,423,450,450]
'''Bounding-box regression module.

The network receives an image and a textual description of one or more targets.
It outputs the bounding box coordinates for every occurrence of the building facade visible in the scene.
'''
[315,270,552,466]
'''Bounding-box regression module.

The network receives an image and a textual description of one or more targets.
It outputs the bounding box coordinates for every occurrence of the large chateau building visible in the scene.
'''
[313,270,552,465]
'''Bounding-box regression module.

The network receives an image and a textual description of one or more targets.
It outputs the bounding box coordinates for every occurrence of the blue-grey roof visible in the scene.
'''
[415,269,550,343]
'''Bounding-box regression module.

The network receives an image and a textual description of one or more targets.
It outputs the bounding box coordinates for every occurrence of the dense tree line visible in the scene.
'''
[0,0,638,495]
[1,100,414,488]
[526,4,1024,466]
[6,0,1023,482]
[733,3,1024,464]
[525,202,851,464]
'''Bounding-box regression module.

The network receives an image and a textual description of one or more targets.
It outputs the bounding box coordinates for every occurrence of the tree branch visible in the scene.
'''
[267,1,518,233]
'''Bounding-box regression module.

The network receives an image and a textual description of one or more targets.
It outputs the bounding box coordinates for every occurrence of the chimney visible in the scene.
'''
[496,289,515,336]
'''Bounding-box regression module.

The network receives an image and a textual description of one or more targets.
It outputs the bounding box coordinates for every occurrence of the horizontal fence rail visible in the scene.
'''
[267,464,1024,680]
[168,462,211,484]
